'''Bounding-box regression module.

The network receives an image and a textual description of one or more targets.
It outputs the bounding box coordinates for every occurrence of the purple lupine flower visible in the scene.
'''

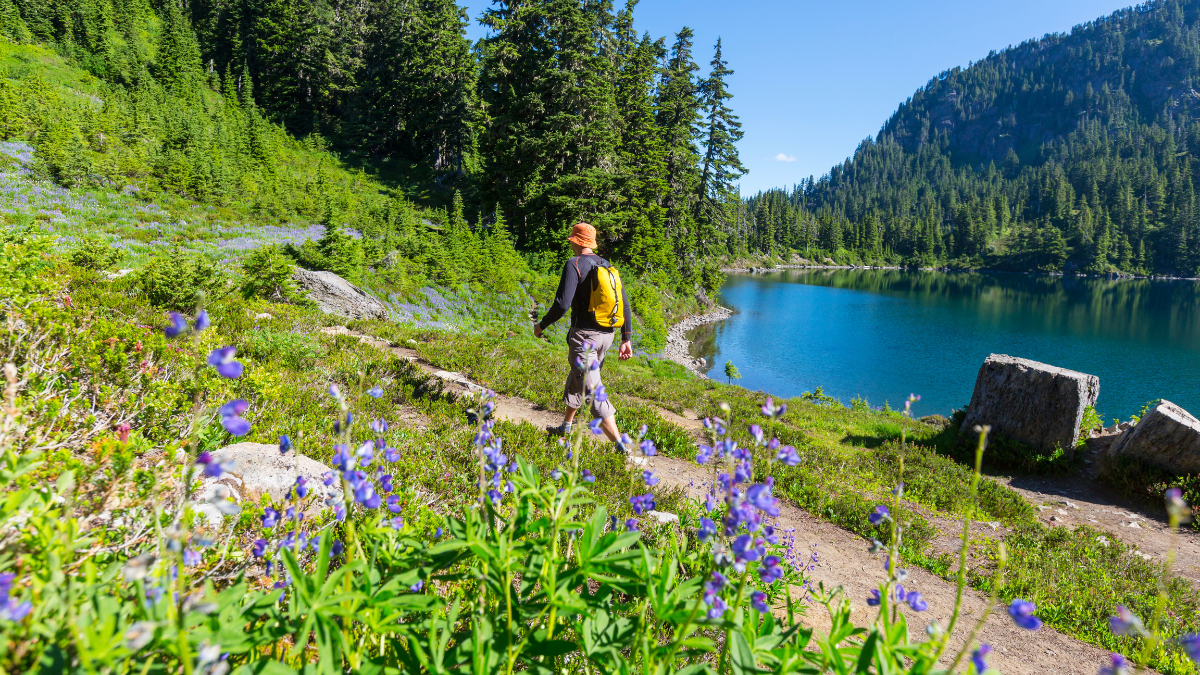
[594,385,607,402]
[1008,599,1042,630]
[696,445,713,464]
[331,445,355,472]
[183,549,201,566]
[704,493,717,513]
[581,469,595,483]
[762,525,780,545]
[971,645,991,674]
[367,386,383,398]
[279,435,292,454]
[285,507,303,522]
[776,445,800,466]
[261,508,279,529]
[698,517,717,542]
[380,474,393,492]
[435,527,442,539]
[867,589,882,606]
[251,539,267,557]
[751,591,769,613]
[294,476,309,499]
[354,482,381,509]
[328,384,342,399]
[1108,605,1144,636]
[705,593,727,619]
[868,505,890,525]
[1178,635,1200,666]
[194,310,210,331]
[322,471,336,486]
[164,312,189,338]
[759,556,782,583]
[0,599,30,622]
[207,347,244,379]
[370,418,388,434]
[219,399,251,436]
[629,493,656,515]
[639,439,657,456]
[386,495,402,513]
[329,540,345,558]
[356,441,374,465]
[625,518,638,531]
[907,591,927,611]
[409,580,424,593]
[1098,653,1130,675]
[894,583,906,601]
[589,418,603,435]
[389,516,404,529]
[746,484,780,517]
[643,470,659,486]
[748,424,764,445]
[732,534,763,563]
[384,448,401,463]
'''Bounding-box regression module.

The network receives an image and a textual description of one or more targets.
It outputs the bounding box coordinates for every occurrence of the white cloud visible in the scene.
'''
[774,153,797,162]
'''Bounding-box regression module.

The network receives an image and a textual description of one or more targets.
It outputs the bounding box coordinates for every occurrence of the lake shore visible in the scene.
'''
[664,305,733,377]
[722,263,1200,281]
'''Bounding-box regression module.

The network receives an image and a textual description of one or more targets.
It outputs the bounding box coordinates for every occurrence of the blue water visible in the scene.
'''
[692,269,1200,420]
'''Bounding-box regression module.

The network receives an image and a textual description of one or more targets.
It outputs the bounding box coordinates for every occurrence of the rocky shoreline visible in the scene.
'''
[720,263,1200,281]
[663,306,733,377]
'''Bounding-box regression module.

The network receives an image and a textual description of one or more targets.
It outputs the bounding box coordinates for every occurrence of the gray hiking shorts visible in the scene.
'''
[564,328,617,419]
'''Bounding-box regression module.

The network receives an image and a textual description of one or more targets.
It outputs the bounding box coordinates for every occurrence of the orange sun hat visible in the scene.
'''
[567,222,597,249]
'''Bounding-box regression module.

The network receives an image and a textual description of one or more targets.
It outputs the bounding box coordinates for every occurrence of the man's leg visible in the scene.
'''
[548,330,587,435]
[585,331,628,451]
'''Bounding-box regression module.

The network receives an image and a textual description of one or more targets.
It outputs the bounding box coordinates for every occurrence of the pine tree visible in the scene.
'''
[696,37,745,246]
[654,27,703,278]
[154,0,203,92]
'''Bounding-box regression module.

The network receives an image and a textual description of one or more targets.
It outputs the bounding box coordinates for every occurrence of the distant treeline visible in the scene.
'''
[743,0,1200,277]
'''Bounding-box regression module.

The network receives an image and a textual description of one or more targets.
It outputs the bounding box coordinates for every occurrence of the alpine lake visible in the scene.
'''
[690,268,1200,421]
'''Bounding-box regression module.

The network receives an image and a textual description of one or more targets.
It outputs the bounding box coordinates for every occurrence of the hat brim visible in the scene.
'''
[568,234,597,248]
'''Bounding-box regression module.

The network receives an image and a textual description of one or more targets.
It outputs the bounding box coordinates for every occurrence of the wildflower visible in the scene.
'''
[219,399,251,436]
[1107,605,1145,636]
[639,439,657,456]
[1098,653,1130,675]
[183,549,201,567]
[386,495,402,513]
[1166,487,1192,522]
[294,476,309,499]
[638,424,648,438]
[356,440,375,465]
[194,310,210,331]
[206,346,244,379]
[164,312,189,338]
[705,592,728,619]
[261,506,280,528]
[279,435,292,454]
[550,469,563,480]
[625,518,638,531]
[698,517,717,542]
[704,493,718,513]
[776,445,800,466]
[643,470,659,486]
[970,644,991,674]
[629,493,656,515]
[746,484,780,517]
[761,397,786,419]
[367,386,384,398]
[732,534,764,563]
[354,482,381,509]
[1179,635,1200,666]
[749,424,764,444]
[696,445,713,464]
[758,556,782,583]
[389,516,404,529]
[868,505,890,525]
[195,452,232,479]
[750,590,769,612]
[894,584,906,601]
[328,384,342,399]
[331,445,355,472]
[581,469,595,482]
[116,423,131,443]
[328,540,345,558]
[907,591,928,611]
[251,539,267,557]
[322,471,336,486]
[594,384,607,402]
[384,448,401,463]
[589,418,603,435]
[285,507,302,522]
[370,419,388,435]
[435,527,442,538]
[1007,599,1042,630]
[380,474,393,492]
[867,589,882,606]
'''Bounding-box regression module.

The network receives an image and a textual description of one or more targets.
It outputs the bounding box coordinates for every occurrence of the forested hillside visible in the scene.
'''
[4,0,744,292]
[744,0,1200,276]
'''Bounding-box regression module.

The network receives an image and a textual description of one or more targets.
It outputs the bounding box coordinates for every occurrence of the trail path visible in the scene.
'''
[323,326,1127,674]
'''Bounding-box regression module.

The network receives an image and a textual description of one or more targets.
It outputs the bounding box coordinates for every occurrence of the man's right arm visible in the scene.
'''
[538,261,577,330]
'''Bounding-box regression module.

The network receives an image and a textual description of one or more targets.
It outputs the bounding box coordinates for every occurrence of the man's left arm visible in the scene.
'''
[619,284,633,360]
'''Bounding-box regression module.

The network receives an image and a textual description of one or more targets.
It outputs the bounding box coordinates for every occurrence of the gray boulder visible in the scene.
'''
[293,269,387,320]
[1109,400,1200,474]
[196,443,338,527]
[960,354,1099,452]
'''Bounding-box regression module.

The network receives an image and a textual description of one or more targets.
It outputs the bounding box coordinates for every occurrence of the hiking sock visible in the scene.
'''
[546,421,573,436]
[615,440,630,454]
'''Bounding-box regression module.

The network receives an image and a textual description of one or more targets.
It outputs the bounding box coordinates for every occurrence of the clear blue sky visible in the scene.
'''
[459,0,1134,195]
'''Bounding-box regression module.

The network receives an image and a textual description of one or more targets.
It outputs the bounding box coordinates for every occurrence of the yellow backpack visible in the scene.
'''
[576,257,625,329]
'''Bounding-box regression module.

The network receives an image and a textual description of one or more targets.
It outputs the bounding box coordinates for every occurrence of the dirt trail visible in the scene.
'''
[324,326,1124,674]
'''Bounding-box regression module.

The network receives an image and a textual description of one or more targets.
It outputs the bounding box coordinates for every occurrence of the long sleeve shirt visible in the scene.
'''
[538,254,632,342]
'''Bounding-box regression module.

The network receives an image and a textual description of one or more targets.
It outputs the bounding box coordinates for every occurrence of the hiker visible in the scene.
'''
[534,222,633,452]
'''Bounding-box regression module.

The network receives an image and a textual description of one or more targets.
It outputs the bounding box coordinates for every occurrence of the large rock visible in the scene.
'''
[292,269,388,320]
[1109,400,1200,474]
[959,354,1099,452]
[195,442,338,526]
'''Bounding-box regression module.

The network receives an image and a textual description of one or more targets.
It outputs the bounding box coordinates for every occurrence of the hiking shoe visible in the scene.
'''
[615,440,630,455]
[546,421,572,436]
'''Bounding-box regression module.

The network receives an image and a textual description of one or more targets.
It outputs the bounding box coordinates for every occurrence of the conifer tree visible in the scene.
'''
[154,0,203,92]
[696,37,745,247]
[654,27,702,276]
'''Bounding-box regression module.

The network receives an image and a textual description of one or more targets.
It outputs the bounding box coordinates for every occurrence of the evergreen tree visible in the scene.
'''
[654,27,702,277]
[695,37,745,245]
[154,0,203,92]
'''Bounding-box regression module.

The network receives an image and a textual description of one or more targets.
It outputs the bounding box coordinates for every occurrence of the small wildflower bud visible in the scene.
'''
[868,538,884,554]
[1109,605,1147,637]
[409,580,424,593]
[207,346,244,379]
[1166,487,1192,522]
[1177,635,1200,667]
[868,505,890,525]
[164,312,189,338]
[925,620,942,637]
[328,384,342,399]
[366,386,384,398]
[1008,599,1043,630]
[193,310,210,331]
[971,645,991,674]
[1099,653,1131,675]
[750,591,768,613]
[719,402,731,414]
[589,418,603,435]
[866,589,881,606]
[279,435,292,454]
[906,591,927,611]
[116,423,131,443]
[892,482,904,497]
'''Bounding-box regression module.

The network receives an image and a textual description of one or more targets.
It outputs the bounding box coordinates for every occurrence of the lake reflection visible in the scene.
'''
[693,269,1200,420]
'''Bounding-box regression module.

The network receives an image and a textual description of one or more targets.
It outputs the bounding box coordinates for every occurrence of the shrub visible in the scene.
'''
[629,284,666,352]
[135,246,228,311]
[240,329,326,370]
[67,234,121,271]
[240,245,305,304]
